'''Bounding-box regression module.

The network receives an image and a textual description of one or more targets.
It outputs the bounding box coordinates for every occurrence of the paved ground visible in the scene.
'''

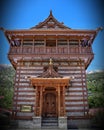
[3,127,102,130]
[7,128,103,130]
[1,125,103,130]
[0,119,103,130]
[1,126,103,130]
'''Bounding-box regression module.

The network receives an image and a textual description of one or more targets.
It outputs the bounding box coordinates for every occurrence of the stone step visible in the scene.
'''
[42,117,58,121]
[42,122,58,126]
[42,117,58,119]
[42,117,58,127]
[41,126,58,129]
[42,119,58,123]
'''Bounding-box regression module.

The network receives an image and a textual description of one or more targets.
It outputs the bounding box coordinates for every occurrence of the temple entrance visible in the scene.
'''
[42,87,57,117]
[30,77,69,128]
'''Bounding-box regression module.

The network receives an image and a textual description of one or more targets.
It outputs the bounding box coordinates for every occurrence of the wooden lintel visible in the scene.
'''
[30,78,70,87]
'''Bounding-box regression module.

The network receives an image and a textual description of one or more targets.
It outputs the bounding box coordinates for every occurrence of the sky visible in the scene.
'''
[0,0,104,71]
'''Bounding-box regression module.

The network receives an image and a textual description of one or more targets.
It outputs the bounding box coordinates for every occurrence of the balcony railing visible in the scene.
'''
[9,46,92,55]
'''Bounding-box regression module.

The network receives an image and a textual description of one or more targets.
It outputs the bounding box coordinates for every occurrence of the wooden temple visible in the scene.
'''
[3,11,101,128]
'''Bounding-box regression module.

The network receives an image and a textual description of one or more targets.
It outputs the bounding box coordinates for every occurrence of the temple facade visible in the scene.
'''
[4,11,100,129]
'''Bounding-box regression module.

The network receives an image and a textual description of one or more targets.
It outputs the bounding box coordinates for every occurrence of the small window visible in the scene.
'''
[57,39,67,46]
[34,43,44,46]
[34,40,44,46]
[23,39,33,46]
[46,40,56,47]
[23,43,33,46]
[69,40,79,46]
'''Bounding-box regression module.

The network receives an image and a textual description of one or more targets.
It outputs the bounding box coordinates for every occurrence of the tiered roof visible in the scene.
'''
[31,10,71,30]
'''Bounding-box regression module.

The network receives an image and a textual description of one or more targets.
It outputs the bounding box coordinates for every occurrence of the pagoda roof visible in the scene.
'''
[29,59,70,87]
[31,10,71,30]
[38,58,62,78]
[1,11,102,40]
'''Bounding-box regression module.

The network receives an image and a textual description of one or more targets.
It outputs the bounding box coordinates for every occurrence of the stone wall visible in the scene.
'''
[59,65,89,118]
[13,64,43,119]
[13,61,88,119]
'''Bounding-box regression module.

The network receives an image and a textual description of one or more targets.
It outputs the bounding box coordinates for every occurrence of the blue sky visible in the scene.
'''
[0,0,104,71]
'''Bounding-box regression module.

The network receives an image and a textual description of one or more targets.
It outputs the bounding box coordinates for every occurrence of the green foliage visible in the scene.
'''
[87,72,104,108]
[88,94,104,108]
[0,65,15,109]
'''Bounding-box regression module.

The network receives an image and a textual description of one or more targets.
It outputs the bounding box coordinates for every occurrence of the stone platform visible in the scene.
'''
[1,119,103,130]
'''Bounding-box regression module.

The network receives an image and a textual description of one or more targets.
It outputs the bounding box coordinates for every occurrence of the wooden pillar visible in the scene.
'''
[40,86,43,116]
[60,85,66,116]
[58,84,66,117]
[35,86,41,116]
[35,85,43,117]
[63,85,66,116]
[58,84,60,116]
[60,87,63,107]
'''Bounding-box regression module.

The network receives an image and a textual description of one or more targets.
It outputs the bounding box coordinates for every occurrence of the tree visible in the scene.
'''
[0,65,15,109]
[87,72,104,108]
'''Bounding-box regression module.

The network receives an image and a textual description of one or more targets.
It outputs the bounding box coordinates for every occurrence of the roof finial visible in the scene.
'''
[50,10,52,15]
[49,58,53,65]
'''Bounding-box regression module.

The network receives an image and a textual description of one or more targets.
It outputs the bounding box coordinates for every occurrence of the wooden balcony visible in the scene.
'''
[9,46,93,55]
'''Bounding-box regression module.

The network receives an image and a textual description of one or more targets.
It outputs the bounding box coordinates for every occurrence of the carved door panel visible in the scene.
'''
[43,93,57,117]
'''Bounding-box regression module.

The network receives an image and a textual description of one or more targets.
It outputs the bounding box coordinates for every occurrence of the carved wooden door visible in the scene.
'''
[43,92,57,117]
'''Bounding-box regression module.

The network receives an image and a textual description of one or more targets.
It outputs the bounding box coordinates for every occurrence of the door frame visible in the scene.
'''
[42,87,58,117]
